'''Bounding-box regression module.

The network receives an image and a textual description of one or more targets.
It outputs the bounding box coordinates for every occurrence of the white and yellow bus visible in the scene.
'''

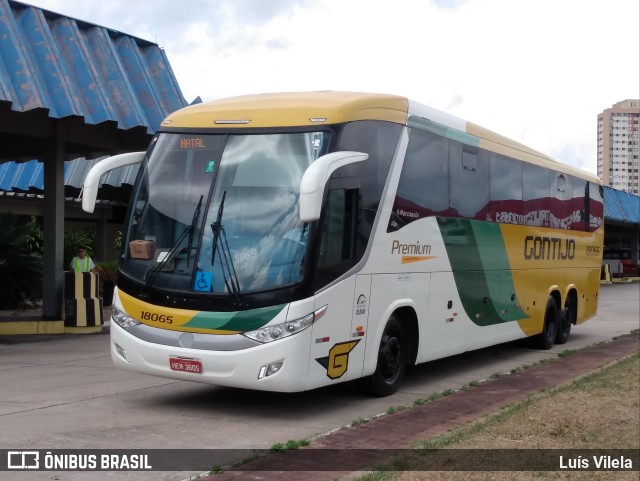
[83,92,604,396]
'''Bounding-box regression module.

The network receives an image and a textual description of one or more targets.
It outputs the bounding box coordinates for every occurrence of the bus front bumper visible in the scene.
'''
[110,321,312,392]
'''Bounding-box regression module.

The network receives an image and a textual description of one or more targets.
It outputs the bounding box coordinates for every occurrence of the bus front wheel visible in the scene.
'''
[534,296,559,350]
[363,316,406,397]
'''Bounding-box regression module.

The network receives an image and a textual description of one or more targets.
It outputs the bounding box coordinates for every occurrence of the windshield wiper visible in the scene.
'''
[142,195,204,295]
[187,195,204,265]
[210,191,244,307]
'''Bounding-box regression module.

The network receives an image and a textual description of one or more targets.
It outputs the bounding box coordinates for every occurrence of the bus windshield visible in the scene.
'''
[122,131,330,296]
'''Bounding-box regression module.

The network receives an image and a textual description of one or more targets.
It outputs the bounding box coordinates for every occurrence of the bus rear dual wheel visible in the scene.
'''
[556,296,575,345]
[535,295,573,349]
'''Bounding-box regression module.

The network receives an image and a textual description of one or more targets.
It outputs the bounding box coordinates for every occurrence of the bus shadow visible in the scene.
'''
[147,334,595,416]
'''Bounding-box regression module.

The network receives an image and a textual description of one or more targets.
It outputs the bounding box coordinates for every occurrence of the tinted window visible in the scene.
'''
[336,120,402,252]
[588,182,604,231]
[522,164,550,226]
[550,172,573,229]
[449,142,489,220]
[489,153,522,224]
[391,128,449,230]
[392,129,593,232]
[570,176,588,231]
[314,120,401,288]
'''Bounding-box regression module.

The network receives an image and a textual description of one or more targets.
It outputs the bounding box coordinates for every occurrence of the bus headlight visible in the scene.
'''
[243,305,327,344]
[112,305,141,328]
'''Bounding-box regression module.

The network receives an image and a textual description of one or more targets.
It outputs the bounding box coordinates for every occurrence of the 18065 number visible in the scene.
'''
[586,245,601,257]
[140,311,174,324]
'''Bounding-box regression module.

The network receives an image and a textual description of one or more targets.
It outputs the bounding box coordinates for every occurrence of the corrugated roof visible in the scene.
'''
[0,0,187,133]
[603,187,640,225]
[0,157,139,201]
[0,159,45,192]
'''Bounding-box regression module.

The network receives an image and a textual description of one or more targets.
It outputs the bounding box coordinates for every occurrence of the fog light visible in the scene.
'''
[258,360,284,379]
[114,342,129,362]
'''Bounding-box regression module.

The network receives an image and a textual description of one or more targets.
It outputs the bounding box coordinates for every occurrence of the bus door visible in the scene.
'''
[307,181,364,388]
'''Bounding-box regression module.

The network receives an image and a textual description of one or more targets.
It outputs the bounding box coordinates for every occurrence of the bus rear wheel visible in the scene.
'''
[556,296,575,345]
[534,296,559,350]
[363,317,406,397]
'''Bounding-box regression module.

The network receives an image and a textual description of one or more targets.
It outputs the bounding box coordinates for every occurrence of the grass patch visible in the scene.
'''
[269,437,310,453]
[355,352,640,480]
[413,388,459,407]
[558,348,579,358]
[352,416,369,426]
[387,405,408,415]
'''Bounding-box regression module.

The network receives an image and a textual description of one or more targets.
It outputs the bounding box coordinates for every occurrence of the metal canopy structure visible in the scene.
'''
[0,157,139,202]
[0,0,187,318]
[603,187,640,225]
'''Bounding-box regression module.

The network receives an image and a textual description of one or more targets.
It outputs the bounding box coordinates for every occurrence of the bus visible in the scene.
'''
[82,92,604,396]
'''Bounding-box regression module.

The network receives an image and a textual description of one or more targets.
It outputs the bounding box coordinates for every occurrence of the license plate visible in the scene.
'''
[169,357,203,374]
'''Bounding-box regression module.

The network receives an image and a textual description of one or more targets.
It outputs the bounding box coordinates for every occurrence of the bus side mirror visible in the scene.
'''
[81,152,145,213]
[299,151,368,222]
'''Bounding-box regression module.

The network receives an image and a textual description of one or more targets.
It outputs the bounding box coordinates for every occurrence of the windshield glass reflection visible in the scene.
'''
[199,132,328,293]
[121,131,329,295]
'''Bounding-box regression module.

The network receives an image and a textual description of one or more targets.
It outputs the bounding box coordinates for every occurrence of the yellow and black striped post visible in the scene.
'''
[64,272,103,328]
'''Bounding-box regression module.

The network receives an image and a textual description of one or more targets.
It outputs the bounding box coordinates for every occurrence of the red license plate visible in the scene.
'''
[169,357,203,374]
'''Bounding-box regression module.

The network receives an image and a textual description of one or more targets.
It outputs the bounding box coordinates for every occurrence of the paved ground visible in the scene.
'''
[199,331,640,481]
[1,282,638,481]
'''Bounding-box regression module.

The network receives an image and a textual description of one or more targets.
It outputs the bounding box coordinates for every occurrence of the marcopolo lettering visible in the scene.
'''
[391,240,432,255]
[524,236,575,260]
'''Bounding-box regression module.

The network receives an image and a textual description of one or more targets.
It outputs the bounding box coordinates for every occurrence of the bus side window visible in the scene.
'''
[318,187,359,269]
[449,142,489,219]
[588,182,604,231]
[523,164,550,227]
[551,173,573,229]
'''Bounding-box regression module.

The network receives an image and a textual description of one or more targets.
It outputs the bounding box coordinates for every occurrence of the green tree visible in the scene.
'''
[0,213,43,308]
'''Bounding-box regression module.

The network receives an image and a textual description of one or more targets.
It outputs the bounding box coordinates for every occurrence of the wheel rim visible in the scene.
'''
[379,334,402,383]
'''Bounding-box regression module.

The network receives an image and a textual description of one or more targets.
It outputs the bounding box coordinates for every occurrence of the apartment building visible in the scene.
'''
[597,99,640,194]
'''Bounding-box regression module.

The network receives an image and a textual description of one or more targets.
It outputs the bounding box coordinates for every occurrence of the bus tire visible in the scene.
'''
[534,296,558,350]
[362,316,406,397]
[556,296,575,345]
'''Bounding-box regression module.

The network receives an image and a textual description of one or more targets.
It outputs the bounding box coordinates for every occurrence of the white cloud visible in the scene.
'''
[17,0,640,173]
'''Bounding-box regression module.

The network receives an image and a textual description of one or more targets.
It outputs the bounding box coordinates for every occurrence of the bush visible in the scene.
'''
[95,260,119,283]
[0,213,43,308]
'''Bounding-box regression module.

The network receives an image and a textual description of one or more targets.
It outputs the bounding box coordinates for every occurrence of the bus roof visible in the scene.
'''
[161,91,600,184]
[162,91,409,128]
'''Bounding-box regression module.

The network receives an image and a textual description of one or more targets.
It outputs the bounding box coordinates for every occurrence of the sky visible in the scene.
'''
[21,0,640,175]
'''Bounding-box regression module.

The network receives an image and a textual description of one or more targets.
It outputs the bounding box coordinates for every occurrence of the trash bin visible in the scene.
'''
[64,272,103,327]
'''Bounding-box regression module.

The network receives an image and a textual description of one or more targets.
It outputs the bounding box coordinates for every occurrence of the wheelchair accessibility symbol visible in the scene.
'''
[194,271,213,292]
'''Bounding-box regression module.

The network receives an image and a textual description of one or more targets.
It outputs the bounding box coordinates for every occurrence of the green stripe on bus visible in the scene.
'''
[184,304,287,332]
[471,222,527,322]
[437,218,526,326]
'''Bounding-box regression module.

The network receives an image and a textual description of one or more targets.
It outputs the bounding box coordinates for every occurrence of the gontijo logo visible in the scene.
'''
[391,240,436,264]
[523,235,576,261]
